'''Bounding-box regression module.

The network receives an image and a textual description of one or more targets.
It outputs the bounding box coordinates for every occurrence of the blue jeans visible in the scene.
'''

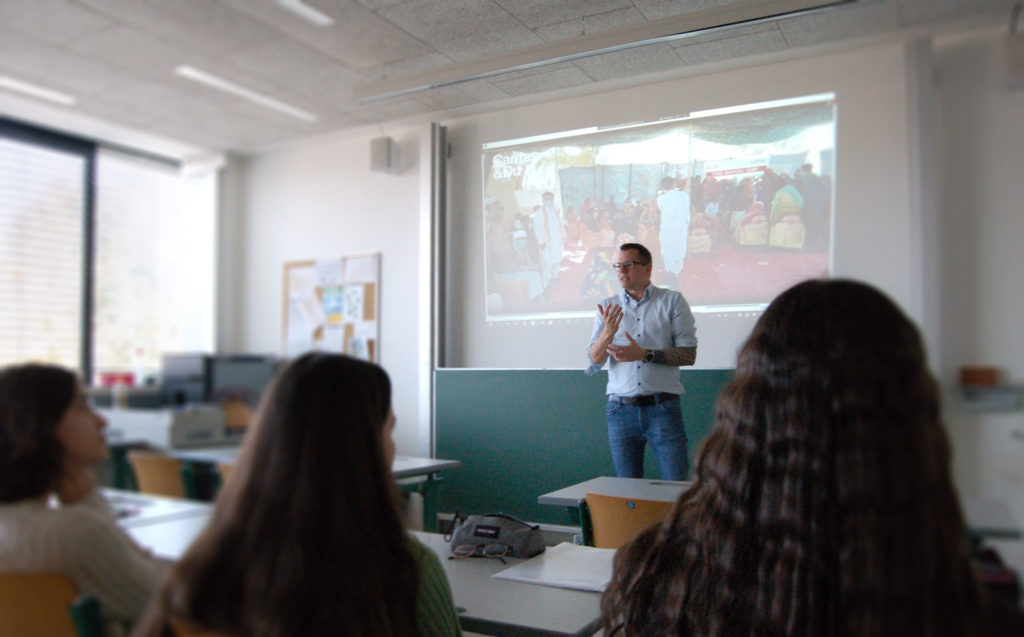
[606,396,689,480]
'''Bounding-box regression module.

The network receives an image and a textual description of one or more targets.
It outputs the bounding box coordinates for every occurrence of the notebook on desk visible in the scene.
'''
[492,542,615,592]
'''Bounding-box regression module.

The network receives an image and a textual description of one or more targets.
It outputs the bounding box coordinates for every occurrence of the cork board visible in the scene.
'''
[282,253,379,361]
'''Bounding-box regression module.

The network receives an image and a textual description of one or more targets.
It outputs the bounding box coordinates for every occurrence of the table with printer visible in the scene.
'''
[95,353,279,494]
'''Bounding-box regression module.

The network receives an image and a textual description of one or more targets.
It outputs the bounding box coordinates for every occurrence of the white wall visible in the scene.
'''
[229,125,432,456]
[936,29,1024,499]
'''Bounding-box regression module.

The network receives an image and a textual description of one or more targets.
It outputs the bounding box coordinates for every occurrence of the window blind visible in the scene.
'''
[0,138,85,368]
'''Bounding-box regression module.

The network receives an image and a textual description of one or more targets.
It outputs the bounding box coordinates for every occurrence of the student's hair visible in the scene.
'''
[136,353,420,637]
[618,242,652,264]
[0,363,78,502]
[601,279,991,637]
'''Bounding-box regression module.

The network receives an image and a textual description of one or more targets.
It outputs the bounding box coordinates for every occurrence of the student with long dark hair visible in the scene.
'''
[0,363,164,633]
[135,353,461,636]
[601,279,1001,636]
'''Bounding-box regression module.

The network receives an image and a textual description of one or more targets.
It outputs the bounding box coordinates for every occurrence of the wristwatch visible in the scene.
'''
[644,349,655,363]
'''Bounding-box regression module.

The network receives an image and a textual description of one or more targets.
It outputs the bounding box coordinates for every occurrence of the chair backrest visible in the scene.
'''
[582,492,675,549]
[128,451,186,498]
[220,397,253,432]
[0,572,104,637]
[170,617,231,637]
[216,462,234,485]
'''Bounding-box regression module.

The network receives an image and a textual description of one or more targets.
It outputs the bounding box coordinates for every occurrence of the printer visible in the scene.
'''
[101,405,242,449]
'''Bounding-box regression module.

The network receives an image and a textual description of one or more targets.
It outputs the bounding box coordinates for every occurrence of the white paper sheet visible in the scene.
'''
[297,293,327,328]
[344,255,376,283]
[492,542,615,592]
[315,258,343,286]
[322,324,345,351]
[354,320,376,339]
[343,286,364,322]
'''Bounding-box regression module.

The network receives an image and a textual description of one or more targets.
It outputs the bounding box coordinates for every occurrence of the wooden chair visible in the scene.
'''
[220,396,253,433]
[170,617,230,637]
[0,572,105,637]
[127,451,193,498]
[216,462,234,488]
[581,492,674,549]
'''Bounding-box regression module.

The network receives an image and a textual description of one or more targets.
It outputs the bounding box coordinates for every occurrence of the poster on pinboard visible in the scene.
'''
[282,253,379,362]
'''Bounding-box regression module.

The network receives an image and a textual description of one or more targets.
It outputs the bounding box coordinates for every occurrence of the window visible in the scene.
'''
[0,135,87,369]
[93,149,215,380]
[0,120,215,383]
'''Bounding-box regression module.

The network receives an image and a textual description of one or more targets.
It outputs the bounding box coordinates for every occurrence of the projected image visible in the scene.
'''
[482,95,835,321]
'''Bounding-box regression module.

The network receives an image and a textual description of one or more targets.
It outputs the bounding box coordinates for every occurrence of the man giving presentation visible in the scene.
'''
[586,242,698,479]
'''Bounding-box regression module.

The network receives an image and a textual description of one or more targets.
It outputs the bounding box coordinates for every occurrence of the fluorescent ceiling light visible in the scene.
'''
[688,92,836,119]
[353,0,852,104]
[0,76,76,106]
[482,126,599,150]
[275,0,334,26]
[174,66,317,123]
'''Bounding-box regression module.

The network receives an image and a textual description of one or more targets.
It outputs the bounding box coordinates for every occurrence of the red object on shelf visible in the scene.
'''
[98,372,134,388]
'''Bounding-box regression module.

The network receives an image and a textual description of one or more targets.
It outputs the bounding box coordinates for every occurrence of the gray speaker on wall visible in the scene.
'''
[370,136,399,174]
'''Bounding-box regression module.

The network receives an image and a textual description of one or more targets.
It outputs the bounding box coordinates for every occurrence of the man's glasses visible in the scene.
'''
[450,543,513,563]
[612,260,648,271]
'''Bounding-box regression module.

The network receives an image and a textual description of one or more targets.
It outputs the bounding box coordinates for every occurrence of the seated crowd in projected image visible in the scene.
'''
[485,163,833,318]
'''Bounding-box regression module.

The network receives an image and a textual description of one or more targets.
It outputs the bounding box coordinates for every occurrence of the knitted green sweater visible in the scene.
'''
[407,535,463,636]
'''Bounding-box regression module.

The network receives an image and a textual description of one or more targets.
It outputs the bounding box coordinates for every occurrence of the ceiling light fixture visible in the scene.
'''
[274,0,334,26]
[688,92,835,119]
[174,65,317,122]
[0,76,76,106]
[353,0,853,104]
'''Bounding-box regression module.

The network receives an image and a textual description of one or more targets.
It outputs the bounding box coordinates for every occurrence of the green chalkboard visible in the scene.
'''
[435,368,733,526]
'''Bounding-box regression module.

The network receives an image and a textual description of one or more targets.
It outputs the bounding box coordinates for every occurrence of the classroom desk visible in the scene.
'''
[393,456,462,533]
[538,476,691,507]
[165,447,461,531]
[116,501,601,636]
[970,497,1024,607]
[164,445,239,465]
[538,476,691,527]
[103,488,211,529]
[121,507,213,561]
[540,479,1024,577]
[411,532,602,637]
[963,497,1023,540]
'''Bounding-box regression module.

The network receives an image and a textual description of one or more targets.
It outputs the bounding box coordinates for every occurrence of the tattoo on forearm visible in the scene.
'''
[651,347,696,366]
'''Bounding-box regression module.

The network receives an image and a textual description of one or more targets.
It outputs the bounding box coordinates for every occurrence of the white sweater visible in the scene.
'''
[0,490,165,633]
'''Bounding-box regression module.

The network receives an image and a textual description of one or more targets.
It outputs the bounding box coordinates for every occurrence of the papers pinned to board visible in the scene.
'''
[492,542,616,592]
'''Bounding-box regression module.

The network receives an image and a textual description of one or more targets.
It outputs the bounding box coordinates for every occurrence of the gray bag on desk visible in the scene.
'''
[448,513,546,559]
